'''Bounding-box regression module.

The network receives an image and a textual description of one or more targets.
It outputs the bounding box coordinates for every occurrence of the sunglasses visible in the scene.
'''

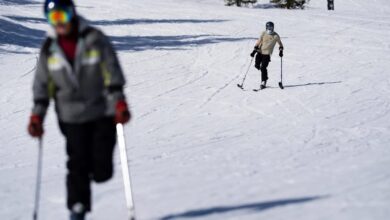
[46,9,73,26]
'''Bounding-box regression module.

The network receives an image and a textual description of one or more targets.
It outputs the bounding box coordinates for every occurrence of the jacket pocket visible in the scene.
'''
[81,49,101,66]
[47,55,64,71]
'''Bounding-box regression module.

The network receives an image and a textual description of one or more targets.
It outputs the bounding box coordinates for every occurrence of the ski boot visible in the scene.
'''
[260,80,267,90]
[70,203,86,220]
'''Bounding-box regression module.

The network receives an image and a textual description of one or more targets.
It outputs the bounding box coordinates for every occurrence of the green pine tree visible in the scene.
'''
[225,0,258,7]
[270,0,308,9]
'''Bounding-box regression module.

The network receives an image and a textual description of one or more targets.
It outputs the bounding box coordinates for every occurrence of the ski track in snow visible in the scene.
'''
[1,0,390,220]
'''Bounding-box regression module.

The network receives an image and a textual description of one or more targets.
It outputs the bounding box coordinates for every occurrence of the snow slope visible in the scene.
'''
[1,0,390,219]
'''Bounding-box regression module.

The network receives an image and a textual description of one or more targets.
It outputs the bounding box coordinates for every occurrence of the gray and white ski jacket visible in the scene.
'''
[32,17,126,123]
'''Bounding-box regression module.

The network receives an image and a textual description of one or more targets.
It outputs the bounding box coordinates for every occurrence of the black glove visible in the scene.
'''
[251,46,259,57]
[279,47,284,57]
[250,50,257,57]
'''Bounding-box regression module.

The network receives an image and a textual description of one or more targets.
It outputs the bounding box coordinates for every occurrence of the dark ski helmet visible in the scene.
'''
[44,0,76,15]
[266,21,274,32]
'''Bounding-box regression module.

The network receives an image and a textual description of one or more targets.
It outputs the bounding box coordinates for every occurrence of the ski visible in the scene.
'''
[253,87,264,92]
[253,84,266,92]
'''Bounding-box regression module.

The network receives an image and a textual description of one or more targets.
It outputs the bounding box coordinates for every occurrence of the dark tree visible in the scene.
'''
[225,0,257,7]
[270,0,309,9]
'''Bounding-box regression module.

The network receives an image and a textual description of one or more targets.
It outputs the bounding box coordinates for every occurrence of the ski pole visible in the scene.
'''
[33,138,43,220]
[116,123,136,220]
[278,57,284,89]
[237,57,254,89]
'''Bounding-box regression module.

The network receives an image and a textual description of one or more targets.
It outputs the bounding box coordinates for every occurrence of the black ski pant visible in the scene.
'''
[255,53,271,82]
[59,117,116,212]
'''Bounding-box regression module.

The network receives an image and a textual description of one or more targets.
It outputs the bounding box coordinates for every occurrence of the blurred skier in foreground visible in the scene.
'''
[251,21,284,90]
[27,0,131,219]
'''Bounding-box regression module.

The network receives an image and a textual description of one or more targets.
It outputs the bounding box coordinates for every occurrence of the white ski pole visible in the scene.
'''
[33,138,43,220]
[116,123,136,220]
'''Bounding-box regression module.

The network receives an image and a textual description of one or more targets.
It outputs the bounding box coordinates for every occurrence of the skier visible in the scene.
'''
[27,0,131,219]
[250,21,284,90]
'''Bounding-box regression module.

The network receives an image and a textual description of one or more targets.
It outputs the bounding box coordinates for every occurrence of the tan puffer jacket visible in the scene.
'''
[255,31,283,55]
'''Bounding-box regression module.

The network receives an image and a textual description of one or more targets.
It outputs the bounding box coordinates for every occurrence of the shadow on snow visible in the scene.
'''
[2,16,249,52]
[253,3,279,9]
[159,196,324,220]
[91,18,228,26]
[5,15,228,26]
[110,35,255,51]
[285,81,342,88]
[0,0,40,5]
[0,18,45,48]
[4,15,46,24]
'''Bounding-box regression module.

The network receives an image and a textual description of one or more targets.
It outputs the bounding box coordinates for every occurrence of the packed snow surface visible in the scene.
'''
[1,0,390,219]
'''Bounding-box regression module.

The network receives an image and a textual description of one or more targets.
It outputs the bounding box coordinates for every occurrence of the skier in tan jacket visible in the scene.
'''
[251,21,284,89]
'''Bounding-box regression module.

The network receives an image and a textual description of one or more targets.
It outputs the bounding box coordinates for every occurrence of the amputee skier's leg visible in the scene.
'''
[255,52,262,70]
[260,55,271,82]
[60,122,93,212]
[91,117,116,183]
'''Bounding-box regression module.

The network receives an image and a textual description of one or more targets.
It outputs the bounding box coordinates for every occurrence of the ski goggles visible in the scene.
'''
[46,8,73,26]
